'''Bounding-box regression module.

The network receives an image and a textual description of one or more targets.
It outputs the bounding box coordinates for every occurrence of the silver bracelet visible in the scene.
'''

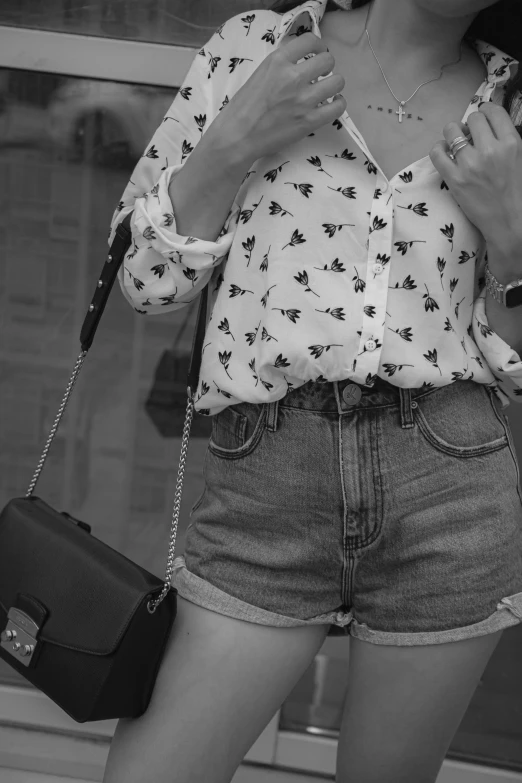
[485,263,504,304]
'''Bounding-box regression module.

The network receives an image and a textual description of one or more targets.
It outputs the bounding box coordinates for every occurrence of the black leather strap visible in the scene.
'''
[187,283,208,398]
[80,212,134,351]
[79,211,208,399]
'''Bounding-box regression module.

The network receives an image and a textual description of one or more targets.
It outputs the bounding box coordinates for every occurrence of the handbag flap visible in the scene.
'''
[0,497,168,656]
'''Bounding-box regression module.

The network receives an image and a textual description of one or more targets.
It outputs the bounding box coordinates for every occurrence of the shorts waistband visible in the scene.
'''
[284,377,439,411]
[264,377,449,433]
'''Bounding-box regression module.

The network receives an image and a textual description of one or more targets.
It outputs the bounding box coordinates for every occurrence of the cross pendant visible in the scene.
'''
[396,102,406,123]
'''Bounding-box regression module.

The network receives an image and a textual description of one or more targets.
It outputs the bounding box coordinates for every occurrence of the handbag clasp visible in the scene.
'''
[1,608,39,668]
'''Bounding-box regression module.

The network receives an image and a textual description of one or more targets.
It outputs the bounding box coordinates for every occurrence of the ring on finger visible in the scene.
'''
[448,133,472,160]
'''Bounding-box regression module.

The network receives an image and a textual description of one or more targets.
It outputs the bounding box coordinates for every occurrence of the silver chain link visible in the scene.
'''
[147,393,195,614]
[26,351,88,497]
[25,346,196,616]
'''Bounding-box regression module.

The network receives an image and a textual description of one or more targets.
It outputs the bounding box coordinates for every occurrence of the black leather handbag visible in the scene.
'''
[0,211,210,723]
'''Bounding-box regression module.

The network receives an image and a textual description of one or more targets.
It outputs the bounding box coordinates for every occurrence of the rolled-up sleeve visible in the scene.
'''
[110,17,242,315]
[472,288,522,406]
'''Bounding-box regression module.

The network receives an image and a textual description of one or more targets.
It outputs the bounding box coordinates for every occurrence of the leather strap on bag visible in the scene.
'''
[187,283,208,400]
[80,213,134,351]
[22,210,210,617]
[26,211,208,500]
[80,211,208,399]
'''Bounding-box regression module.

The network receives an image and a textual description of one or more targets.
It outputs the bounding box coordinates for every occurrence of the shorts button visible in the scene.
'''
[342,384,362,406]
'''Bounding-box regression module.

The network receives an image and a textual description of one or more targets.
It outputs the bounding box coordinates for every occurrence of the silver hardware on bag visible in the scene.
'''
[1,608,39,668]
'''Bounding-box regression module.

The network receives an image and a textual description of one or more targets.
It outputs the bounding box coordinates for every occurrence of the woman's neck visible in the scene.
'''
[347,0,478,74]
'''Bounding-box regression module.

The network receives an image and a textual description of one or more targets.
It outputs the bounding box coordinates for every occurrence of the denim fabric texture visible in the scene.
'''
[173,377,522,644]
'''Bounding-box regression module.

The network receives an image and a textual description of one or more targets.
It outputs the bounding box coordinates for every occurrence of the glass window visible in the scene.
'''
[0,0,276,47]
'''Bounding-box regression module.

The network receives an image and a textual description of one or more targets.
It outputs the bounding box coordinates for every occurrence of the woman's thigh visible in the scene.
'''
[103,596,328,783]
[336,630,504,783]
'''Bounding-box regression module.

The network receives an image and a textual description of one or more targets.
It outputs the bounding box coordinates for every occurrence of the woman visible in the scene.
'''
[103,2,522,782]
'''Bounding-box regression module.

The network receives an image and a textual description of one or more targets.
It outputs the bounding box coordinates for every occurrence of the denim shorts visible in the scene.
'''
[172,377,522,645]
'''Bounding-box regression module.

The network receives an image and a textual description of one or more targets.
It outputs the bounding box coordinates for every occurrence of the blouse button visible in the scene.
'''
[365,339,377,352]
[373,263,383,274]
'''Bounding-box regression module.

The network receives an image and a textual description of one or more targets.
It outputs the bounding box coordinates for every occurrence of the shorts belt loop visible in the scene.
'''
[399,388,415,429]
[266,399,279,432]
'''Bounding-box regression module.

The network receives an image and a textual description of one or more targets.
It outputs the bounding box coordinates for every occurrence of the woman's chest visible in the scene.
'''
[318,26,487,183]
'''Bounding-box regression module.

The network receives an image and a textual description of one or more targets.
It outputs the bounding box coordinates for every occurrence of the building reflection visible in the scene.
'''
[0,0,275,47]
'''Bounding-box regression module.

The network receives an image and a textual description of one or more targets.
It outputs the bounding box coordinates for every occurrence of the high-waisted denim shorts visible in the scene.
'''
[172,377,522,645]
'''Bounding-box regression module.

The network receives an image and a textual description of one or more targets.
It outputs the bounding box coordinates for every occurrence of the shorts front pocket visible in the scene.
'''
[413,384,509,458]
[190,488,206,516]
[209,401,267,459]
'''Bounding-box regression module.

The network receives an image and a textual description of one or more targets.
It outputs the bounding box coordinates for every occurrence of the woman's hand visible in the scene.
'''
[217,32,347,165]
[429,102,522,252]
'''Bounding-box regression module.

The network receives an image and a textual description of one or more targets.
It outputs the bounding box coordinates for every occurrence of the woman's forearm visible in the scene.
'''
[167,119,255,243]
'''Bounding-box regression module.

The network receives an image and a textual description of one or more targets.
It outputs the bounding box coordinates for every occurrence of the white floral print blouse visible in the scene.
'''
[111,0,522,416]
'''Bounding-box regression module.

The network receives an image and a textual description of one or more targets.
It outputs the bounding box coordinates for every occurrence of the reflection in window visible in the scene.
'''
[0,0,277,47]
[130,464,171,514]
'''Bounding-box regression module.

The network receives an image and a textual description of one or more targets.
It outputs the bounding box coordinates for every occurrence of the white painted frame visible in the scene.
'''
[0,20,521,783]
[0,25,195,86]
